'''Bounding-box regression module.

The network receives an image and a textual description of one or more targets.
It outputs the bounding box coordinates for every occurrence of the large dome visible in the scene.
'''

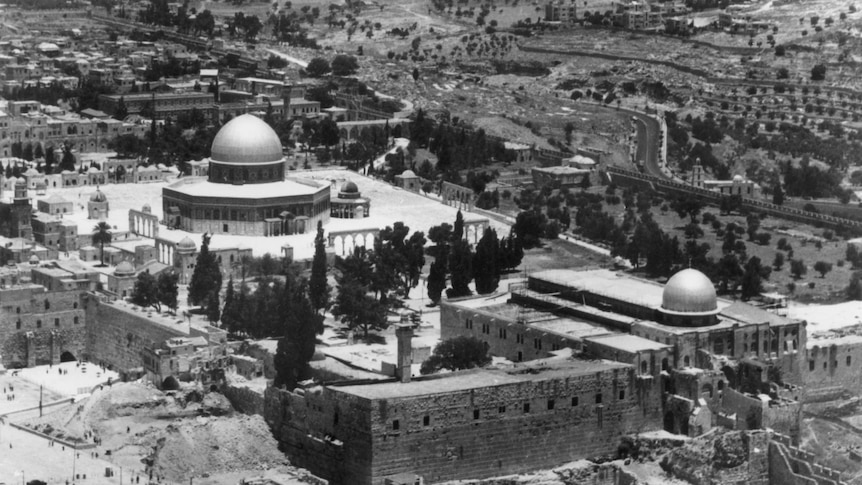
[210,114,283,165]
[661,268,717,314]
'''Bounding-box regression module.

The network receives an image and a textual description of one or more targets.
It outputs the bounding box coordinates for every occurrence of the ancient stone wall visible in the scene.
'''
[0,287,87,367]
[83,295,184,375]
[804,341,862,400]
[268,366,663,485]
[222,383,265,415]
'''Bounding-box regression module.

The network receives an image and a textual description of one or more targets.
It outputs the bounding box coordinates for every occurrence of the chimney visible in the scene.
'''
[396,315,413,384]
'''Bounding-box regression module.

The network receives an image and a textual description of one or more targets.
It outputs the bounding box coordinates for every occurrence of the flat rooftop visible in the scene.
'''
[585,334,670,353]
[332,358,630,400]
[532,269,666,309]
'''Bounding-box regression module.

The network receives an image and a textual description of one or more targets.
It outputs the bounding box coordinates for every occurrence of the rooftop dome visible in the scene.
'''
[341,181,359,193]
[210,114,283,165]
[90,189,107,202]
[177,236,196,251]
[142,203,151,213]
[28,254,39,264]
[733,174,744,182]
[115,260,135,276]
[401,169,417,178]
[661,268,718,315]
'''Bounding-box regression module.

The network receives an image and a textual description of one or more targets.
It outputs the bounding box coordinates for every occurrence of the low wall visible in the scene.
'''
[221,383,265,416]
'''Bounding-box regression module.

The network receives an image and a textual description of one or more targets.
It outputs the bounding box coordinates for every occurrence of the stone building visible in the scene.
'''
[87,187,109,220]
[162,114,330,236]
[331,181,370,219]
[0,180,33,239]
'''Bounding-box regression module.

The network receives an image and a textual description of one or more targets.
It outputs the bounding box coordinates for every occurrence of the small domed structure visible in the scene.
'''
[401,169,417,178]
[28,254,39,265]
[177,236,197,252]
[660,268,719,327]
[733,174,744,182]
[142,203,151,213]
[115,260,135,277]
[90,188,107,202]
[333,179,370,219]
[341,181,359,194]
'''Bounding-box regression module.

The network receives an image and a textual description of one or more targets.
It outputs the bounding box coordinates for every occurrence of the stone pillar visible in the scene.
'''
[50,330,60,365]
[25,331,36,367]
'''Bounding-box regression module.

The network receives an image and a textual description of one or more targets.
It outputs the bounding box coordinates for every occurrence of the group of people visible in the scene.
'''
[4,384,15,401]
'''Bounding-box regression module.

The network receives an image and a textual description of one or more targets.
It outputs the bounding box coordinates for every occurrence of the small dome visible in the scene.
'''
[28,254,39,264]
[733,174,744,182]
[661,269,717,314]
[210,114,283,165]
[341,181,359,193]
[177,236,196,251]
[142,203,151,213]
[115,261,135,276]
[90,189,107,202]
[401,169,417,178]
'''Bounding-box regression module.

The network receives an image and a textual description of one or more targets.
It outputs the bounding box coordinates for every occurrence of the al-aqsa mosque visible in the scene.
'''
[162,114,330,237]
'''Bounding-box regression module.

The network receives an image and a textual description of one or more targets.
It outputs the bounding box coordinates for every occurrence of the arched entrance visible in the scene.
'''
[60,351,76,363]
[162,376,180,391]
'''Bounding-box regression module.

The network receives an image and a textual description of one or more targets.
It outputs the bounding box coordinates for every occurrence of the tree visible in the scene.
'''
[811,64,827,81]
[419,336,491,375]
[513,210,547,249]
[221,277,240,334]
[448,239,473,298]
[59,145,76,172]
[741,256,765,300]
[91,222,112,267]
[814,261,833,278]
[305,57,330,77]
[412,67,419,81]
[331,55,359,76]
[790,259,807,279]
[427,257,446,305]
[332,273,388,340]
[157,271,179,313]
[309,221,330,314]
[274,276,322,389]
[130,271,160,311]
[22,143,33,162]
[34,143,43,161]
[772,184,784,205]
[206,290,220,323]
[44,146,55,173]
[848,272,862,300]
[473,228,500,294]
[847,244,861,268]
[114,96,128,120]
[188,234,223,309]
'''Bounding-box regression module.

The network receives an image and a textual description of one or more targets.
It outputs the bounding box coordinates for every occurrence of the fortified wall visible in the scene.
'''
[265,360,662,485]
[83,294,185,376]
[803,336,862,401]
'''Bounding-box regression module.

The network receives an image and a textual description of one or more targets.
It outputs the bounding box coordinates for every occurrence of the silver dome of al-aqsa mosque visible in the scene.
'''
[660,268,720,327]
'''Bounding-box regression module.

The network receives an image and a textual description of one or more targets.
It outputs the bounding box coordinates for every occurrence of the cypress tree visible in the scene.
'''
[427,257,446,305]
[452,210,464,242]
[448,239,473,298]
[309,221,330,314]
[221,276,238,334]
[206,289,220,323]
[473,228,500,294]
[274,277,322,389]
[188,234,223,309]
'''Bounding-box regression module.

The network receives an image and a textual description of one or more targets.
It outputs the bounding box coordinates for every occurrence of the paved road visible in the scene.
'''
[618,107,665,179]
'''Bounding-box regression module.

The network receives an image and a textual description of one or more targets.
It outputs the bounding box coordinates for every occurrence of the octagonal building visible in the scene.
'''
[162,114,330,236]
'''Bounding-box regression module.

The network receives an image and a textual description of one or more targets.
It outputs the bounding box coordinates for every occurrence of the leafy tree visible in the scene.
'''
[419,336,491,375]
[331,55,359,76]
[513,210,547,249]
[741,256,766,300]
[91,222,112,267]
[130,271,160,311]
[332,265,388,340]
[274,276,322,389]
[206,290,220,323]
[473,228,500,294]
[814,261,833,278]
[188,234,223,309]
[499,232,524,271]
[309,221,330,314]
[305,57,331,77]
[848,272,862,300]
[772,184,784,205]
[847,244,861,268]
[157,271,179,313]
[790,259,807,279]
[59,145,76,172]
[114,96,128,120]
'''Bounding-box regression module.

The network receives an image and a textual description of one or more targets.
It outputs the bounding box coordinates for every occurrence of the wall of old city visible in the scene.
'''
[0,286,87,366]
[803,340,862,401]
[83,294,184,375]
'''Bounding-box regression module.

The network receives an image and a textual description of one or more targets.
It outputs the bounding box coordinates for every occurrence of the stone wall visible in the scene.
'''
[0,287,87,367]
[769,434,846,485]
[267,366,663,485]
[804,341,862,400]
[83,294,184,375]
[222,383,265,415]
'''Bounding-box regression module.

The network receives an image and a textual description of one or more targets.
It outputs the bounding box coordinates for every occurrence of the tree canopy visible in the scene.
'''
[420,336,491,375]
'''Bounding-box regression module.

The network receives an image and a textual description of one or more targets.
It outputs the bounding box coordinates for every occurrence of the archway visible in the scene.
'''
[60,351,76,363]
[162,376,181,391]
[701,383,714,399]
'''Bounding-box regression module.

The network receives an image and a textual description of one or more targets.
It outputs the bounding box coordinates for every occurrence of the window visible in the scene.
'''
[547,399,555,410]
[619,390,626,400]
[498,406,506,414]
[223,224,228,232]
[36,319,42,328]
[516,334,524,344]
[848,356,853,367]
[423,415,430,426]
[16,320,21,330]
[499,328,507,339]
[572,396,579,407]
[44,300,50,310]
[823,362,828,370]
[473,409,480,420]
[392,420,399,430]
[54,318,60,327]
[523,403,530,413]
[465,318,473,329]
[16,306,20,314]
[595,393,603,404]
[533,338,542,350]
[481,323,489,335]
[809,360,815,371]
